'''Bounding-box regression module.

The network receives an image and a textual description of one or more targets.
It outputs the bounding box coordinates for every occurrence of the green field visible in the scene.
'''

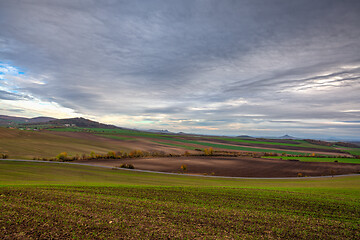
[152,140,197,150]
[1,161,359,239]
[48,127,173,138]
[217,137,334,149]
[160,137,308,155]
[337,148,360,156]
[2,126,358,160]
[263,156,360,164]
[0,127,130,159]
[47,127,354,156]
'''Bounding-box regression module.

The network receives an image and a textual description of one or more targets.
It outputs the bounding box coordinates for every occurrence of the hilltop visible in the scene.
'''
[0,115,121,130]
[0,115,56,126]
[46,117,120,129]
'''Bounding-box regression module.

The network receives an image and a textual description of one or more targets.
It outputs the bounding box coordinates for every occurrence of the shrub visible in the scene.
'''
[1,153,9,159]
[107,151,116,159]
[181,164,187,172]
[90,151,96,159]
[119,163,134,169]
[204,147,214,155]
[129,150,144,158]
[56,152,68,161]
[116,151,124,158]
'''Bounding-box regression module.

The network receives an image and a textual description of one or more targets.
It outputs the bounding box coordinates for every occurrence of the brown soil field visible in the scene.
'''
[75,156,360,178]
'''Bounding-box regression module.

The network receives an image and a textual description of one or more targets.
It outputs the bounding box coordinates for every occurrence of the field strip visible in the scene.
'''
[1,159,359,180]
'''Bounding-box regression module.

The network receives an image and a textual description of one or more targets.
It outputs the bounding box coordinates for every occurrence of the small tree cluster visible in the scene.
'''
[0,153,8,159]
[181,164,187,172]
[56,152,68,161]
[203,147,214,155]
[118,163,135,169]
[52,150,184,161]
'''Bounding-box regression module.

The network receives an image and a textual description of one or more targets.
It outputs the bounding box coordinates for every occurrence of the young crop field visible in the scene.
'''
[0,160,359,239]
[216,137,323,148]
[152,140,197,150]
[158,138,309,155]
[337,148,360,156]
[263,156,360,164]
[47,127,350,155]
[48,127,174,138]
[62,128,309,155]
[0,127,130,159]
[2,127,354,161]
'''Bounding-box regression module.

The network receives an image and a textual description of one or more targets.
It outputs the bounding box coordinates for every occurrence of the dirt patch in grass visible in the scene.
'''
[75,156,360,178]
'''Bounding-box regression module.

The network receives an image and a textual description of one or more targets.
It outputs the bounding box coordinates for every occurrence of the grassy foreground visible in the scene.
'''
[1,161,359,239]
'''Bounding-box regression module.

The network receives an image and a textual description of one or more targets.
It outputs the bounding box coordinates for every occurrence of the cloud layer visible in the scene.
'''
[0,0,360,139]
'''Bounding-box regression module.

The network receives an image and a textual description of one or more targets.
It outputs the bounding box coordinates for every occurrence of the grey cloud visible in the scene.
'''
[0,90,23,100]
[0,0,360,138]
[0,108,24,113]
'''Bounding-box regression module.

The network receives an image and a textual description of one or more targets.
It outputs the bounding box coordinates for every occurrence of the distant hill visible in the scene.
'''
[237,135,253,138]
[0,115,120,129]
[146,129,171,134]
[0,115,56,126]
[28,117,57,123]
[278,134,299,140]
[47,117,120,129]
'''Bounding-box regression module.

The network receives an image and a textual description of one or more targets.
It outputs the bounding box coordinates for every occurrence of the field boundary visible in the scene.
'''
[1,159,359,180]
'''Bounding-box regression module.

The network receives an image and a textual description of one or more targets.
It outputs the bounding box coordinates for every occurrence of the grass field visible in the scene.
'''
[217,137,335,149]
[1,160,359,239]
[263,156,360,164]
[157,137,309,155]
[0,127,130,159]
[152,140,197,150]
[2,126,358,160]
[337,148,360,156]
[47,127,356,156]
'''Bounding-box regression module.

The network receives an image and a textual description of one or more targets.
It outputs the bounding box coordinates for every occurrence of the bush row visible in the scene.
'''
[31,148,358,162]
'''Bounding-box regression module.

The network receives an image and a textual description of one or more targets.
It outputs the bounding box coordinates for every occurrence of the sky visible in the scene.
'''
[0,0,360,140]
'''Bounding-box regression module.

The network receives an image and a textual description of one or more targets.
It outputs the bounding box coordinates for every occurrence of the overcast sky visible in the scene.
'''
[0,0,360,139]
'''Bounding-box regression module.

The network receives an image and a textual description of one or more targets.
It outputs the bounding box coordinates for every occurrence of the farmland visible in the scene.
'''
[0,160,359,239]
[45,127,357,156]
[3,1,360,238]
[1,126,360,178]
[0,127,130,159]
[263,156,360,164]
[1,125,360,238]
